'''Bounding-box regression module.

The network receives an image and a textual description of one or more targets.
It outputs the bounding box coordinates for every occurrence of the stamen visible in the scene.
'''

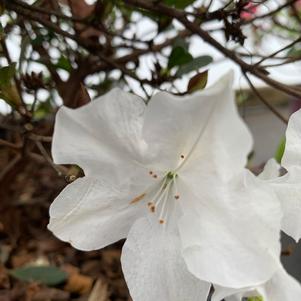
[148,202,156,212]
[173,177,180,200]
[158,181,172,225]
[149,171,153,175]
[180,154,185,159]
[159,219,165,224]
[153,174,158,179]
[130,193,146,204]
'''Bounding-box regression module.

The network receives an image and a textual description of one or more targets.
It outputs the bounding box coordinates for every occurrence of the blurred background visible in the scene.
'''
[1,0,301,300]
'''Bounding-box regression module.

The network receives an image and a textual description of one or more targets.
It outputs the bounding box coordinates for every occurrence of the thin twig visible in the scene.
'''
[243,72,288,124]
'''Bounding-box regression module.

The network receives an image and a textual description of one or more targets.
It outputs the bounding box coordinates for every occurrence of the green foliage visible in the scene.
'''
[10,266,68,286]
[55,56,72,72]
[274,137,286,163]
[176,55,212,76]
[187,70,208,93]
[0,63,16,86]
[168,46,193,69]
[0,62,21,107]
[33,98,54,120]
[163,0,196,9]
[246,296,264,301]
[287,45,301,58]
[167,40,212,76]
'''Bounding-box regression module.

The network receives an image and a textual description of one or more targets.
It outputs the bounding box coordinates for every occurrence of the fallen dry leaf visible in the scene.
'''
[63,264,93,295]
[88,278,109,301]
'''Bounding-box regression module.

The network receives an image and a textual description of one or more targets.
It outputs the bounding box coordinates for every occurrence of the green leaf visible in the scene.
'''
[187,70,208,93]
[168,46,193,69]
[55,56,72,72]
[246,296,264,301]
[163,0,195,8]
[176,55,212,76]
[0,63,16,86]
[274,137,286,163]
[10,266,68,286]
[287,44,301,57]
[33,98,53,120]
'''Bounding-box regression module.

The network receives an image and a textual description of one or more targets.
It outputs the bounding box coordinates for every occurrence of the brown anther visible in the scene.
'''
[153,174,158,179]
[149,171,153,175]
[159,219,165,224]
[174,195,180,200]
[181,155,185,159]
[147,202,156,212]
[130,193,146,204]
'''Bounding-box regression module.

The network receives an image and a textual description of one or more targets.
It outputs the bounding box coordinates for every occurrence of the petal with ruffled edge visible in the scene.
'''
[177,169,282,288]
[258,158,280,180]
[260,266,301,301]
[52,88,148,179]
[270,108,301,241]
[260,158,301,241]
[143,71,253,175]
[121,217,211,301]
[281,109,301,170]
[216,266,301,301]
[48,176,147,251]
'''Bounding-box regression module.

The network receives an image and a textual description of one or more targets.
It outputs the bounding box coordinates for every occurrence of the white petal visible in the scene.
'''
[258,158,280,180]
[221,266,301,301]
[48,176,146,251]
[177,169,282,288]
[262,266,301,301]
[258,159,301,241]
[52,88,147,177]
[268,168,301,241]
[143,71,253,174]
[121,217,211,301]
[281,108,301,170]
[259,109,301,241]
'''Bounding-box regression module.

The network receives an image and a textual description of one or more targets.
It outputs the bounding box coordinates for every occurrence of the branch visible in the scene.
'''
[124,0,301,99]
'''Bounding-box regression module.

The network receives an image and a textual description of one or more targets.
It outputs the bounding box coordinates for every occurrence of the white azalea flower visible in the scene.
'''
[212,265,301,301]
[48,71,282,300]
[259,108,301,241]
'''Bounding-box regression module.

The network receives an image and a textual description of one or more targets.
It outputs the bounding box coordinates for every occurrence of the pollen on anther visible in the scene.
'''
[148,202,156,212]
[159,219,165,224]
[174,195,180,200]
[180,154,185,159]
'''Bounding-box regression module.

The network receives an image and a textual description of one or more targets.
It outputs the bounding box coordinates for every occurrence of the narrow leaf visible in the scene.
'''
[274,137,286,164]
[176,55,212,76]
[10,266,68,286]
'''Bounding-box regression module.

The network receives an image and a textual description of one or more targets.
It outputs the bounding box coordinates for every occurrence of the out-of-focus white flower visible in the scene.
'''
[48,71,282,300]
[259,108,301,241]
[212,265,301,301]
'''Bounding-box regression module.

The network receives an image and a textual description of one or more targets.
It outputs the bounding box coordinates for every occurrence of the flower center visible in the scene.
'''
[129,169,180,225]
[147,170,179,224]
